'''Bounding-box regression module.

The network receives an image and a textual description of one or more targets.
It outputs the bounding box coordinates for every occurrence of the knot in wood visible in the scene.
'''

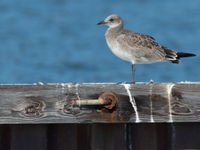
[25,103,40,116]
[22,96,45,117]
[171,102,192,115]
[63,93,80,115]
[99,92,118,110]
[25,105,37,114]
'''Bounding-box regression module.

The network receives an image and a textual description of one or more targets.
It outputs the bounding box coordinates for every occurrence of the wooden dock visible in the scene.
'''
[0,82,200,150]
[0,82,199,123]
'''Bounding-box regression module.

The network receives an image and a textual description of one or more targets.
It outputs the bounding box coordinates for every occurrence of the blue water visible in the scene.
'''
[0,0,199,83]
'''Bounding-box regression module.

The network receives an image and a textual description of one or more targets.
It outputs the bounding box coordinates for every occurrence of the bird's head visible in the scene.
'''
[97,14,123,28]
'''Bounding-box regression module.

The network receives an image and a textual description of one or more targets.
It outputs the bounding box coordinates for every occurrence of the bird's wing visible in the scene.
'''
[116,30,167,60]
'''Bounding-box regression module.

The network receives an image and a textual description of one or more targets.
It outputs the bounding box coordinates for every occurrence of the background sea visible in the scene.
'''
[0,0,199,84]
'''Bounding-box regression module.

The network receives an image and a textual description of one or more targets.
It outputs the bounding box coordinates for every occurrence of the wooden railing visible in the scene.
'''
[0,82,199,124]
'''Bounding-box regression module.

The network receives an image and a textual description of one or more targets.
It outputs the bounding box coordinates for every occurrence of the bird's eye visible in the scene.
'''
[109,19,114,22]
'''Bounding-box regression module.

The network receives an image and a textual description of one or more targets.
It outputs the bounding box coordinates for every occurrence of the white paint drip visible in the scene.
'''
[60,83,65,88]
[75,83,79,95]
[167,84,174,123]
[67,84,72,95]
[56,83,59,89]
[123,84,140,122]
[75,84,81,107]
[67,84,71,90]
[61,83,65,94]
[149,84,154,123]
[56,83,59,98]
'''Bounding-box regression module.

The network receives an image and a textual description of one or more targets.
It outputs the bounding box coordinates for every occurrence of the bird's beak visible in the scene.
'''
[97,21,106,25]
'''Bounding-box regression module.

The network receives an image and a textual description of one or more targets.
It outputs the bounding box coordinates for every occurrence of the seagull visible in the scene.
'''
[97,14,196,83]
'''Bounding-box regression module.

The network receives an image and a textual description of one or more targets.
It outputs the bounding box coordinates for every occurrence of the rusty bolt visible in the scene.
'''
[72,91,118,110]
[98,92,118,109]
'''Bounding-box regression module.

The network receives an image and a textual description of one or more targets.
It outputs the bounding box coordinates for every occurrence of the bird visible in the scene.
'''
[97,14,196,83]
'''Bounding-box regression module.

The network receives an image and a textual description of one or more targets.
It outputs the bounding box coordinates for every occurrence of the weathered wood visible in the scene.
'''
[0,83,199,123]
[10,125,47,150]
[91,124,127,150]
[128,124,158,150]
[169,123,200,149]
[0,125,10,150]
[0,124,199,150]
[47,124,78,150]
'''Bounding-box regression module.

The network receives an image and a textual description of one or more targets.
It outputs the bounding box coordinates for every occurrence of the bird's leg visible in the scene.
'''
[132,64,135,84]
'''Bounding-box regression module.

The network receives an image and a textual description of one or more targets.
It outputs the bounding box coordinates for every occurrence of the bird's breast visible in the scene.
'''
[106,36,135,63]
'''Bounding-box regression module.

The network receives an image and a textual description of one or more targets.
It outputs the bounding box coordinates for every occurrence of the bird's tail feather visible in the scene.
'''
[162,46,196,64]
[176,52,196,58]
[170,52,196,64]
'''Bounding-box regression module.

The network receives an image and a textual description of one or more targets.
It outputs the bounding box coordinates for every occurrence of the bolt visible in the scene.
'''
[72,91,118,110]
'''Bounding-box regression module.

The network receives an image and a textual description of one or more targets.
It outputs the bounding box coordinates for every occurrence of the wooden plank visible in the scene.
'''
[76,124,91,150]
[46,124,92,150]
[91,124,127,150]
[1,123,200,150]
[169,123,200,150]
[128,123,178,150]
[128,124,158,150]
[0,83,199,123]
[46,124,78,150]
[0,125,11,150]
[156,124,172,150]
[10,125,47,150]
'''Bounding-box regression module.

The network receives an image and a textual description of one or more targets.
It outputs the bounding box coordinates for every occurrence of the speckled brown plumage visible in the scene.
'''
[97,14,196,82]
[103,17,195,64]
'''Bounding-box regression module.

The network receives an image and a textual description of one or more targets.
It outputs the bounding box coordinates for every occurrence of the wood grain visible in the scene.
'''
[0,83,199,123]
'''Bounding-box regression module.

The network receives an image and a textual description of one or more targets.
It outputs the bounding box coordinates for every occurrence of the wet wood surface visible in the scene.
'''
[0,83,199,123]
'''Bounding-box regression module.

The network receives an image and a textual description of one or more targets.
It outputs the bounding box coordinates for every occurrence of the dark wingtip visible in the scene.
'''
[177,52,196,58]
[171,60,180,64]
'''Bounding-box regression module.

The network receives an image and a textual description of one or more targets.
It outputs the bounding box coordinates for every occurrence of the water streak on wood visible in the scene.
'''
[149,84,154,123]
[167,84,174,122]
[123,84,140,123]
